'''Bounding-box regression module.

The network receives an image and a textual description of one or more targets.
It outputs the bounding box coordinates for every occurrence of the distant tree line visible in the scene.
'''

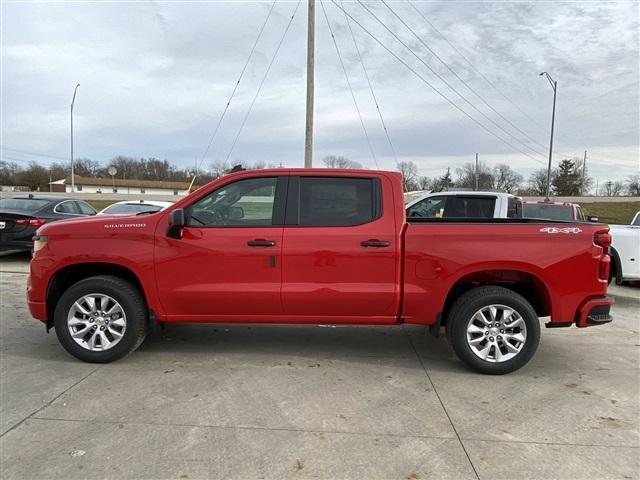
[1,154,638,197]
[392,158,639,197]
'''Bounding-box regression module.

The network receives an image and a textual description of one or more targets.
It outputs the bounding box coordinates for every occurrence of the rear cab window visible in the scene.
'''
[0,198,49,212]
[523,204,574,221]
[507,197,523,218]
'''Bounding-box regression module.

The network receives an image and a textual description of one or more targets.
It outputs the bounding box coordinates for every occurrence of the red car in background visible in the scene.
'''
[523,200,597,222]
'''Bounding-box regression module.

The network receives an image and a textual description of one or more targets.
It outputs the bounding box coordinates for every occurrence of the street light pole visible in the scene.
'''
[539,72,557,200]
[70,83,80,193]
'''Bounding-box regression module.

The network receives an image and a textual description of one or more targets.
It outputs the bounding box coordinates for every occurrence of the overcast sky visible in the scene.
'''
[1,0,638,184]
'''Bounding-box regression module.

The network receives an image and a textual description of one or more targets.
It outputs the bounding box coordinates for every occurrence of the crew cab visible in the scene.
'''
[28,169,614,374]
[609,211,640,283]
[406,191,522,219]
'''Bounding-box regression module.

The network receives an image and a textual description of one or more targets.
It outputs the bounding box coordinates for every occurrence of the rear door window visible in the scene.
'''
[443,196,496,218]
[55,201,81,214]
[296,177,378,226]
[75,201,96,215]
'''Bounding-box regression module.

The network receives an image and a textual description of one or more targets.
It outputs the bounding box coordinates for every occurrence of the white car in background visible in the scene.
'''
[609,211,640,283]
[405,191,523,219]
[98,200,173,215]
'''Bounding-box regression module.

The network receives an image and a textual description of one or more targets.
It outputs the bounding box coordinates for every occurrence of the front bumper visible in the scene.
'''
[28,300,47,323]
[575,295,615,328]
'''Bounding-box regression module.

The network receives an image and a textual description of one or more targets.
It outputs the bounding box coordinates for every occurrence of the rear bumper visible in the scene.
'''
[575,296,614,328]
[0,240,32,253]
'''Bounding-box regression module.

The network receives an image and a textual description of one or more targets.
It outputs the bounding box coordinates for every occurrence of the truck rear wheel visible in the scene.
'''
[53,275,147,363]
[446,286,540,374]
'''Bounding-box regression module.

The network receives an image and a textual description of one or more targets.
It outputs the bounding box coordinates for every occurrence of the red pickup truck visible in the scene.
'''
[28,169,613,374]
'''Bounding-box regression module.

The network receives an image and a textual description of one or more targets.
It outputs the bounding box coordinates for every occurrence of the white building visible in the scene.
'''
[50,176,192,196]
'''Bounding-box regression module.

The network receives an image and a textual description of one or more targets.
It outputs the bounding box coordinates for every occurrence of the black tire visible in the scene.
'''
[54,275,147,363]
[446,286,540,375]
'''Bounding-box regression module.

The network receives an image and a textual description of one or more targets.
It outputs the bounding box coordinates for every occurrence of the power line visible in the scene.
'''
[197,0,277,172]
[0,145,67,161]
[224,0,302,164]
[384,0,549,156]
[330,1,546,166]
[320,0,378,168]
[406,1,548,134]
[340,0,397,164]
[358,0,548,162]
[405,1,624,163]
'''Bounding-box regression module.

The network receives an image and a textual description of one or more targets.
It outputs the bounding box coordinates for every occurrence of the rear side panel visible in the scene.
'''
[402,222,609,325]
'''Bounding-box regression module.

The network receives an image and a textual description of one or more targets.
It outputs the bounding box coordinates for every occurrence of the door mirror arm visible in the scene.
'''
[167,208,185,239]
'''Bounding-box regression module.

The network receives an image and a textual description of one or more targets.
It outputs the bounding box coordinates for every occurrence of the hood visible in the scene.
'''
[37,212,162,236]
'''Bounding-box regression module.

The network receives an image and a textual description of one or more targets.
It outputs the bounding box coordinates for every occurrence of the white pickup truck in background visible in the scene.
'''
[609,211,640,283]
[404,191,523,219]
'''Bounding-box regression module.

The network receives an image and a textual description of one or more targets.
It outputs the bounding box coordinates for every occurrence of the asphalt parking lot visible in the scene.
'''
[0,253,638,480]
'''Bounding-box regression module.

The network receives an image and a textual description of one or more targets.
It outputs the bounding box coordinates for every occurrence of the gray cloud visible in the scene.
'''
[1,1,638,184]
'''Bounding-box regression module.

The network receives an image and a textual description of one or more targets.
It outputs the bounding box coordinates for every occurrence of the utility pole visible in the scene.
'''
[539,72,557,201]
[304,0,315,168]
[582,150,587,195]
[70,83,80,193]
[475,152,479,191]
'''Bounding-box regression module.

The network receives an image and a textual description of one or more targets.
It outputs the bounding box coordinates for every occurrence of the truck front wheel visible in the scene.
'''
[53,275,148,363]
[446,286,540,374]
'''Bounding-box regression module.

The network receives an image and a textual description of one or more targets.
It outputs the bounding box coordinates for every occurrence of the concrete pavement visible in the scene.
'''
[1,254,638,479]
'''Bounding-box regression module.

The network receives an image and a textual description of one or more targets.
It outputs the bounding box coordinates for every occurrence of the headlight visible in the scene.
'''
[32,235,48,254]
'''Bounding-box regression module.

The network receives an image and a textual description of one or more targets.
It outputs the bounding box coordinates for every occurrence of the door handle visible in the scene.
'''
[247,238,276,247]
[360,239,390,248]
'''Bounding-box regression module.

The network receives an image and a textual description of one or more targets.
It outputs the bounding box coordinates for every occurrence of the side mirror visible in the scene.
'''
[167,208,185,239]
[587,216,599,223]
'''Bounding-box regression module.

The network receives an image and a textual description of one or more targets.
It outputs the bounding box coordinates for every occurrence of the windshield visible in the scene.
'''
[523,204,574,221]
[632,213,640,226]
[0,198,50,212]
[102,203,163,214]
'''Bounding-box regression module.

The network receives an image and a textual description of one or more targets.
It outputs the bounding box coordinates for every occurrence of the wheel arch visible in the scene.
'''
[609,246,623,284]
[46,262,148,329]
[440,268,552,326]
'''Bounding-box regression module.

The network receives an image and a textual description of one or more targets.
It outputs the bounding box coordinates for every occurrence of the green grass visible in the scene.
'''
[86,200,116,211]
[582,201,640,225]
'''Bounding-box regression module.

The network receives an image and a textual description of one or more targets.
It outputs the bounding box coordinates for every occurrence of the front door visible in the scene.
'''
[155,175,287,320]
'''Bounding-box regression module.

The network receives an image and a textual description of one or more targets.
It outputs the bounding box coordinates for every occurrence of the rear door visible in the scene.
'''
[280,175,399,321]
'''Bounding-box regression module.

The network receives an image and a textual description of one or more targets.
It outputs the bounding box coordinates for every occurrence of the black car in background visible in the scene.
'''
[0,195,97,254]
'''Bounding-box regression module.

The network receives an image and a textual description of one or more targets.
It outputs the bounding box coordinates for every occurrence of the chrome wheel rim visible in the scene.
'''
[67,294,126,351]
[466,304,527,363]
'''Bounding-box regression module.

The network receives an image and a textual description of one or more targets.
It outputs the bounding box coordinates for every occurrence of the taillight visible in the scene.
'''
[594,230,612,281]
[594,231,611,255]
[15,218,45,227]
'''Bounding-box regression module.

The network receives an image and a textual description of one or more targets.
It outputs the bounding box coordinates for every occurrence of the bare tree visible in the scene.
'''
[418,176,432,190]
[210,160,232,178]
[528,169,551,196]
[455,161,493,190]
[396,161,419,191]
[601,180,624,197]
[626,175,640,196]
[492,164,523,193]
[322,155,363,169]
